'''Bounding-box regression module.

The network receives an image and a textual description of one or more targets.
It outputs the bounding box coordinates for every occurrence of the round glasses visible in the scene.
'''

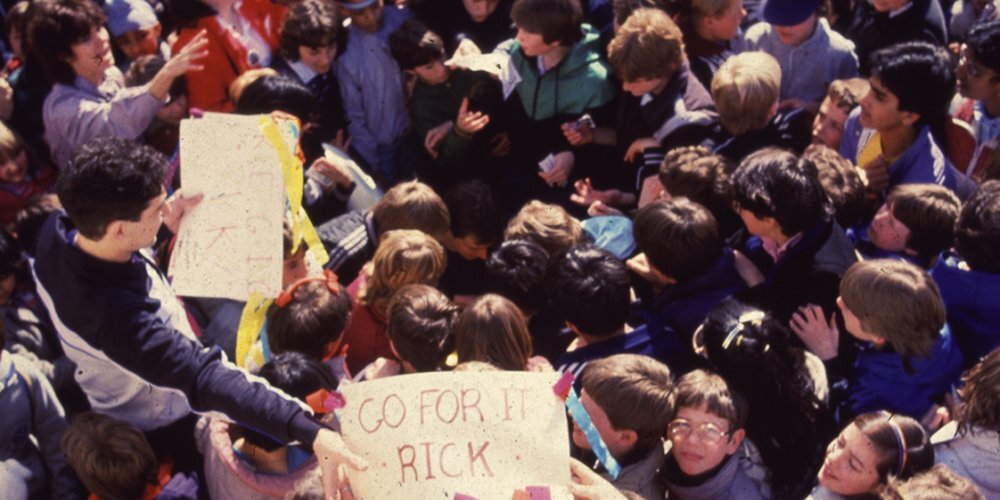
[667,418,730,446]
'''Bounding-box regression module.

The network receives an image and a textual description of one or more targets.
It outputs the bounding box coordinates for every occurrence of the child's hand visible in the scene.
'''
[162,189,204,234]
[490,132,511,157]
[570,178,618,207]
[423,121,454,159]
[626,252,670,288]
[790,304,840,361]
[310,156,353,191]
[920,403,951,433]
[455,98,490,136]
[587,200,624,217]
[637,175,665,209]
[149,30,209,100]
[561,121,594,146]
[859,154,890,193]
[538,151,574,187]
[568,458,627,500]
[330,129,352,152]
[362,357,402,380]
[0,78,13,121]
[624,137,660,163]
[525,356,554,372]
[314,429,368,500]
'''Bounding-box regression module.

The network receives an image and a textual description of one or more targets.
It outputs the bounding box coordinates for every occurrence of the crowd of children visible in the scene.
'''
[2,0,1000,498]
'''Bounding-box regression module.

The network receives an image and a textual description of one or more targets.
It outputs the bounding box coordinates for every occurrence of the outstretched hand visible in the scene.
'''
[790,304,840,361]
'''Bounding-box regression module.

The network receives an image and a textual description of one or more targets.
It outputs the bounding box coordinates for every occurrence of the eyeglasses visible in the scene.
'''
[667,418,730,446]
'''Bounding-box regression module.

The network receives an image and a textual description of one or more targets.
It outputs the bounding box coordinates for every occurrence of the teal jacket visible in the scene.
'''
[501,24,616,121]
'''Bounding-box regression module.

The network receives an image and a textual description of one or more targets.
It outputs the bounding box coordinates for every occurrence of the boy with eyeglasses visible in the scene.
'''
[661,369,771,499]
[574,354,673,498]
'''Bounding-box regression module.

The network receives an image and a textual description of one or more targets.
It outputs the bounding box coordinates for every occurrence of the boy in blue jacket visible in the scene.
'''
[930,180,1000,366]
[791,259,963,421]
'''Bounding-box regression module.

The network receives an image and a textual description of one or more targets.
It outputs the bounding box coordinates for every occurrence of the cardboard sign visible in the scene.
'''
[339,372,570,500]
[170,113,285,301]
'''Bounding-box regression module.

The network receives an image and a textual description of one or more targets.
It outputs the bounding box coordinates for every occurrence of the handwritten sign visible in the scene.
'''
[339,372,570,500]
[170,113,285,301]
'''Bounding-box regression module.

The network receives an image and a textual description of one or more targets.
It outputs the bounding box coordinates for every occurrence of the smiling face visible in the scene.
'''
[668,405,742,476]
[298,43,338,75]
[818,423,882,496]
[0,150,28,184]
[67,26,114,85]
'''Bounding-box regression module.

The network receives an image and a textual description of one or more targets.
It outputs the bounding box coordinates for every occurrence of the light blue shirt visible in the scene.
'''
[334,6,412,168]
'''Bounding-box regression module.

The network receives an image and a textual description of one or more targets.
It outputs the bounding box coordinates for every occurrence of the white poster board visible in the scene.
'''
[170,113,286,301]
[339,372,570,500]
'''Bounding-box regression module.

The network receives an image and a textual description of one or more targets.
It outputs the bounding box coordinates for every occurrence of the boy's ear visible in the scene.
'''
[870,335,889,348]
[900,110,920,128]
[726,428,746,455]
[618,428,639,449]
[404,68,417,77]
[106,220,127,240]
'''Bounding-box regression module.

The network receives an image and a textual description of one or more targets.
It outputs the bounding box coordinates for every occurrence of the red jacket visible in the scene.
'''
[172,0,285,112]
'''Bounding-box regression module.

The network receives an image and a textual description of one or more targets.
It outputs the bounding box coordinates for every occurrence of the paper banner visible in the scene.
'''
[170,113,286,301]
[339,372,570,500]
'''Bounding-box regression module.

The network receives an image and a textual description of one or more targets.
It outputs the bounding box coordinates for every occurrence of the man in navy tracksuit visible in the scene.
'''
[31,137,363,487]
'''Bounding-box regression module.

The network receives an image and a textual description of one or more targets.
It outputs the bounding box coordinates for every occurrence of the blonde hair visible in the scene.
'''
[359,230,447,314]
[0,121,25,162]
[711,51,781,135]
[454,294,533,371]
[504,200,583,255]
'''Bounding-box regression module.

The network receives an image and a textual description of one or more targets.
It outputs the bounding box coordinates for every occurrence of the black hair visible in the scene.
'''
[125,55,186,100]
[868,42,955,141]
[0,229,29,289]
[633,198,723,281]
[26,0,107,84]
[731,148,832,236]
[485,239,550,313]
[956,180,1000,273]
[546,244,630,337]
[699,299,836,499]
[235,74,319,123]
[279,0,343,62]
[244,352,338,450]
[965,19,1000,75]
[57,137,165,240]
[389,19,445,70]
[444,180,502,246]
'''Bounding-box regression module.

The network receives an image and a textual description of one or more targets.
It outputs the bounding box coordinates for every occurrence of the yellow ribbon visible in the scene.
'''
[235,291,271,368]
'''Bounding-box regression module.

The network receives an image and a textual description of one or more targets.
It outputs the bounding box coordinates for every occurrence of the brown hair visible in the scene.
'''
[711,52,781,135]
[826,78,870,113]
[632,198,722,281]
[852,411,934,483]
[804,144,866,229]
[956,348,1000,434]
[453,294,532,371]
[504,200,583,256]
[878,463,985,500]
[511,0,583,46]
[886,184,961,260]
[607,8,685,82]
[372,181,450,239]
[360,229,447,314]
[670,368,748,432]
[61,412,158,500]
[840,260,945,368]
[581,354,673,452]
[385,284,458,372]
[267,279,352,359]
[279,0,340,61]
